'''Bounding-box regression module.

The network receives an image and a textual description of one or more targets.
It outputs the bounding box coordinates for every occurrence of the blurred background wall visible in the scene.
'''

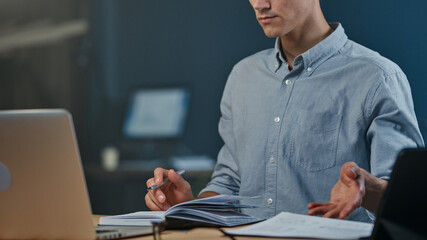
[1,0,426,214]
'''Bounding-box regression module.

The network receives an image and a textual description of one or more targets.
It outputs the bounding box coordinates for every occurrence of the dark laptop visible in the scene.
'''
[370,148,427,240]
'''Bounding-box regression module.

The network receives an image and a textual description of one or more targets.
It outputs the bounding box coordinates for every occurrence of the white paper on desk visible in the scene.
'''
[224,212,374,239]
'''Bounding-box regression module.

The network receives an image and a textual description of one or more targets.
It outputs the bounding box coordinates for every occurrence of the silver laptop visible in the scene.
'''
[0,109,152,239]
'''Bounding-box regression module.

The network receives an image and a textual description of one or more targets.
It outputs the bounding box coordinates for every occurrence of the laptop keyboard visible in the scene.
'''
[96,229,118,234]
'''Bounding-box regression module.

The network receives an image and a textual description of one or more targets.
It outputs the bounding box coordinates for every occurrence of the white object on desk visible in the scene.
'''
[224,212,374,239]
[101,146,120,171]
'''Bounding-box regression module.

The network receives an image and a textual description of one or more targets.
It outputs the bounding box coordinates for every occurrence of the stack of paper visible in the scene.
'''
[99,195,261,227]
[224,212,374,239]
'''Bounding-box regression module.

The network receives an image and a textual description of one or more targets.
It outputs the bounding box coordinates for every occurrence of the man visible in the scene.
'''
[145,0,424,222]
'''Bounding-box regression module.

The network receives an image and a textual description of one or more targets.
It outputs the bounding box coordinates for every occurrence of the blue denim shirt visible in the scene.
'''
[199,23,424,222]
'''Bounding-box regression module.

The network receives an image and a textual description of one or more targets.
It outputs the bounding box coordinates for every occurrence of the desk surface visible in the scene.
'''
[93,215,307,240]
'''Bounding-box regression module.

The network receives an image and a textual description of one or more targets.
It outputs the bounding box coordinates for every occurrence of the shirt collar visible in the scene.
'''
[272,38,288,72]
[272,23,348,75]
[274,38,286,63]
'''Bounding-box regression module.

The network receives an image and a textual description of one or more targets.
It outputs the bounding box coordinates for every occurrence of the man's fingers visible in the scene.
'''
[309,201,360,219]
[145,168,182,211]
[307,202,329,209]
[307,207,327,216]
[168,169,190,191]
[147,189,172,211]
[145,193,163,211]
[146,177,155,188]
[308,202,354,219]
[146,177,167,202]
[148,189,163,206]
[154,188,166,203]
[154,168,169,186]
[307,203,334,216]
[341,162,361,184]
[146,177,169,206]
[145,177,165,211]
[145,168,193,210]
[323,206,342,218]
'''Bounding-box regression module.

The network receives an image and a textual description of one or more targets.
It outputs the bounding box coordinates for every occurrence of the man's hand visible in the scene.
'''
[307,162,365,219]
[307,162,388,219]
[145,168,194,211]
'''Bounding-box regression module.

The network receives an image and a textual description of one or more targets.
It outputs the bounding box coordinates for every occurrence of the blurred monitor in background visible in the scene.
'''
[119,87,191,162]
[123,87,190,139]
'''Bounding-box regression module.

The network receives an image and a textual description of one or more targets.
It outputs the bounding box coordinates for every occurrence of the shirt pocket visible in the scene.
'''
[290,110,342,172]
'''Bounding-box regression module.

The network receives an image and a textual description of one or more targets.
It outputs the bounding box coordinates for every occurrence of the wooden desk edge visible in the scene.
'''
[92,215,309,240]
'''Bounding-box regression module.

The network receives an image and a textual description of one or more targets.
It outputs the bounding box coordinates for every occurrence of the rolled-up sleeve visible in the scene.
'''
[366,71,424,179]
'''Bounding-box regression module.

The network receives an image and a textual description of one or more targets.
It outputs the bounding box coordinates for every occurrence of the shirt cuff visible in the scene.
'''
[198,182,237,197]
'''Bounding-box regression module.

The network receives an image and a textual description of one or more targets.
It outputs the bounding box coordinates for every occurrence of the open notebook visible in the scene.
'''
[99,195,262,227]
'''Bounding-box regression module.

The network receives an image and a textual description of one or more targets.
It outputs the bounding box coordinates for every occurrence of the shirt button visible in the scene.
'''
[274,117,280,123]
[285,79,292,85]
[267,198,273,204]
[274,64,278,68]
[307,67,312,72]
[269,157,275,163]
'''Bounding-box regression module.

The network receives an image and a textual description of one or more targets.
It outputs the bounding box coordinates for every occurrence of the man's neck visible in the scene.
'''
[280,13,332,70]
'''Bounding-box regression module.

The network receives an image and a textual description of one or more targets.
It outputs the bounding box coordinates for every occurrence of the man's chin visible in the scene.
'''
[263,30,281,38]
[260,26,283,38]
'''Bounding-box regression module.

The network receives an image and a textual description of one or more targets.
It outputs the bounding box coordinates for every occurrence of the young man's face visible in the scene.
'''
[249,0,315,38]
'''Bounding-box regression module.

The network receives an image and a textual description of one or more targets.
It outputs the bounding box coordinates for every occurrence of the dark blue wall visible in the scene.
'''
[90,0,427,161]
[322,0,427,136]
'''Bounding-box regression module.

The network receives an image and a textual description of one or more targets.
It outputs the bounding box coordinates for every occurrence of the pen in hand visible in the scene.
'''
[147,170,186,191]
